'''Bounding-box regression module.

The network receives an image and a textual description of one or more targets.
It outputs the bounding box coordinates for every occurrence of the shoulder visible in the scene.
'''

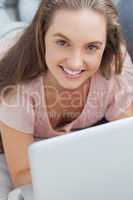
[112,49,133,94]
[0,82,35,133]
[92,72,114,92]
[0,72,43,134]
[96,47,133,91]
[20,75,43,107]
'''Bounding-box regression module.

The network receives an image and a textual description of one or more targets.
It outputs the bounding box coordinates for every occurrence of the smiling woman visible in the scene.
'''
[0,0,133,198]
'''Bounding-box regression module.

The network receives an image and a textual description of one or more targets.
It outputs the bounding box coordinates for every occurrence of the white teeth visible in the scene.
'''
[62,67,82,75]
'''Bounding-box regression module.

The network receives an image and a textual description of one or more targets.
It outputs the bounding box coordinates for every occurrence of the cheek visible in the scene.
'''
[45,46,59,67]
[86,51,104,71]
[45,44,65,67]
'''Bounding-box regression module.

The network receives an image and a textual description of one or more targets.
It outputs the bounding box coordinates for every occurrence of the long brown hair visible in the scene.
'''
[0,0,125,95]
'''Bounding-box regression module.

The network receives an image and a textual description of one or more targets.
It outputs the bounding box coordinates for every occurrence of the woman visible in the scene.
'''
[0,0,133,198]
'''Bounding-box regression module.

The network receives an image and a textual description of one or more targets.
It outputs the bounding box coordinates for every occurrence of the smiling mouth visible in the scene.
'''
[59,65,86,76]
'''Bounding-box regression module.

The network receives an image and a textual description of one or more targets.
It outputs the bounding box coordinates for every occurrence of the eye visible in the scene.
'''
[87,44,99,52]
[56,40,69,47]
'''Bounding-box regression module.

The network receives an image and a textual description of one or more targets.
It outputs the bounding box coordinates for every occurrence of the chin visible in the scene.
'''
[58,80,85,91]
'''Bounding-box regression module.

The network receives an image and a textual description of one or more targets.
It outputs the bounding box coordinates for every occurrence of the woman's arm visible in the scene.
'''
[0,122,34,187]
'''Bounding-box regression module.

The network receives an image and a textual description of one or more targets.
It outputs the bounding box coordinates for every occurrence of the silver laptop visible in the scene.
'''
[28,117,133,200]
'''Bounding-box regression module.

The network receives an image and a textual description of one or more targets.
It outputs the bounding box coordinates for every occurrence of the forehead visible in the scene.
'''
[46,8,107,42]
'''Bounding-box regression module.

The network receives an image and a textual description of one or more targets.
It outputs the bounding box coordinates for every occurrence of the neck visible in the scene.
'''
[43,70,90,96]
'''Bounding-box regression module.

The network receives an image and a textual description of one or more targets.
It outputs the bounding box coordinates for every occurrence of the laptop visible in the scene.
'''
[28,117,133,200]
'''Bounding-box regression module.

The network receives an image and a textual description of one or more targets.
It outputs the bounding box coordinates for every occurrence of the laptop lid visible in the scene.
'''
[29,117,133,200]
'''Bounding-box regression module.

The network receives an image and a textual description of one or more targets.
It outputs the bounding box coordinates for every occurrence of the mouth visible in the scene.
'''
[59,65,86,79]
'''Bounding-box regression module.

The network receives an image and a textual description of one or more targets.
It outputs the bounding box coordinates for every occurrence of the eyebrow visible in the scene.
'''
[53,33,103,45]
[54,33,71,42]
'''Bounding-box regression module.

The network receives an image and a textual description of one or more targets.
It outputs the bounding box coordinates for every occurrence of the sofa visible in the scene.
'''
[116,0,133,61]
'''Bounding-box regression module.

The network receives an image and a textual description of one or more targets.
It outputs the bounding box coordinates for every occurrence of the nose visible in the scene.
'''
[66,50,84,69]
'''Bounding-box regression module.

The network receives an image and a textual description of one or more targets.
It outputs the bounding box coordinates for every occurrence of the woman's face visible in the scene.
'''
[45,8,107,90]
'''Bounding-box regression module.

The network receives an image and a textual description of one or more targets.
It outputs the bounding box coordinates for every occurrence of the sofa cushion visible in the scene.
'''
[116,0,133,61]
[4,0,17,6]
